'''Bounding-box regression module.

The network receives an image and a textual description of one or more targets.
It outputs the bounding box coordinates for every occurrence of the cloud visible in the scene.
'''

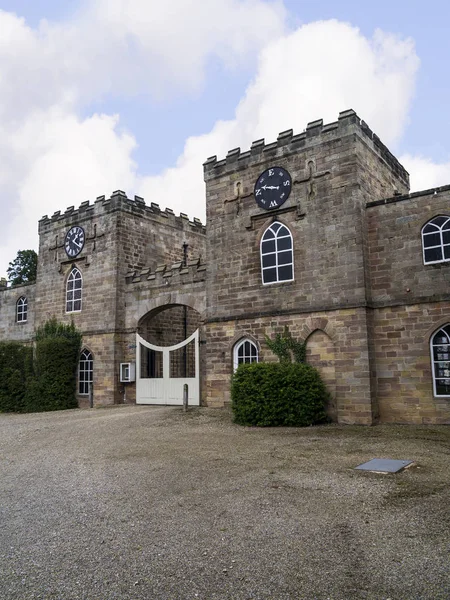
[0,5,447,281]
[0,109,137,273]
[137,20,420,220]
[86,0,288,95]
[400,155,450,192]
[0,0,286,276]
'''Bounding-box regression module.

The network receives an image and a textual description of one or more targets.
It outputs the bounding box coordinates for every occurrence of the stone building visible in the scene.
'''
[1,109,450,424]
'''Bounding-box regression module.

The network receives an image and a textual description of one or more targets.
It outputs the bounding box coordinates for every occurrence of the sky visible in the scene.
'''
[1,0,450,278]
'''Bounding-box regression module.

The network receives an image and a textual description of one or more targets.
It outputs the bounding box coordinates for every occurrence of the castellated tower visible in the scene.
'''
[203,109,409,424]
[35,191,206,406]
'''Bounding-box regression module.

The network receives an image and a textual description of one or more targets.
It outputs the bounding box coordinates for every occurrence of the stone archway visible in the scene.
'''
[136,304,203,405]
[306,329,337,422]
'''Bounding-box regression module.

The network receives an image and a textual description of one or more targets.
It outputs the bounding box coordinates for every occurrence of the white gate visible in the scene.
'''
[136,329,199,405]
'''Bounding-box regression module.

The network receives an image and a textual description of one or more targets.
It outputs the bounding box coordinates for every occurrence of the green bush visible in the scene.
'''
[25,319,82,412]
[0,342,34,412]
[0,320,82,413]
[231,362,328,427]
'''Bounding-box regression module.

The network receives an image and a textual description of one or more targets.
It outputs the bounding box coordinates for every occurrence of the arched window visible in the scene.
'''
[16,296,27,322]
[233,339,259,371]
[422,216,450,264]
[79,349,93,395]
[260,221,294,284]
[66,267,82,312]
[430,325,450,397]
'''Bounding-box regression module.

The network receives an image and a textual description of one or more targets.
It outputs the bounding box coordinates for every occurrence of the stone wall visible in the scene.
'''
[366,186,450,306]
[371,304,450,424]
[204,309,374,423]
[0,282,36,343]
[366,186,450,423]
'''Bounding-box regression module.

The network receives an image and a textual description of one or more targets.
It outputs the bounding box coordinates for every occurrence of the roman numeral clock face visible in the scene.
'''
[254,166,292,210]
[64,226,85,258]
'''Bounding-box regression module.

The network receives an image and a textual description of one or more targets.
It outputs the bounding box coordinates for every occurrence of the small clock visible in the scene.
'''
[254,166,292,210]
[64,226,85,258]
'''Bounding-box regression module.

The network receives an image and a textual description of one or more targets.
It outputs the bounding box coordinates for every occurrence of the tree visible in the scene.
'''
[7,250,38,286]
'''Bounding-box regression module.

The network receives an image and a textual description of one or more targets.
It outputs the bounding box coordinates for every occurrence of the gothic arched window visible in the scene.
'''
[233,339,259,371]
[422,216,450,264]
[430,325,450,397]
[79,349,93,395]
[66,267,82,313]
[16,296,27,322]
[260,221,294,284]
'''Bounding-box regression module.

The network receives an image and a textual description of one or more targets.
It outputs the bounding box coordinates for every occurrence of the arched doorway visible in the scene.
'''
[136,304,202,405]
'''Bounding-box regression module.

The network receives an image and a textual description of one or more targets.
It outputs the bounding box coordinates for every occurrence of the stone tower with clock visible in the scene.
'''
[34,191,206,406]
[203,110,410,423]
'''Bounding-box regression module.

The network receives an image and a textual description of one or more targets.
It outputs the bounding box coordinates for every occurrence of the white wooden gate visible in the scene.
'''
[136,329,199,405]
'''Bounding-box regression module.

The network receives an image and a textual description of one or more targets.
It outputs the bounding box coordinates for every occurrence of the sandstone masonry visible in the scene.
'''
[1,110,449,424]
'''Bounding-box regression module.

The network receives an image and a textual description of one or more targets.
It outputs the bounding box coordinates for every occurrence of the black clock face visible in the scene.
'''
[64,226,85,258]
[254,166,292,210]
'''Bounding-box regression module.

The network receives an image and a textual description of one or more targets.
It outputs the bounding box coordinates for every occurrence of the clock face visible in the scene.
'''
[64,226,85,258]
[254,166,292,210]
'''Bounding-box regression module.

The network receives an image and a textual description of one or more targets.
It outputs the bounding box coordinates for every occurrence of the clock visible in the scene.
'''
[64,226,85,258]
[254,166,292,210]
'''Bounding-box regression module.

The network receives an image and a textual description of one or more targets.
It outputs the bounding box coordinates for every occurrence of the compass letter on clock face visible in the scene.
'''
[64,226,85,258]
[254,166,292,210]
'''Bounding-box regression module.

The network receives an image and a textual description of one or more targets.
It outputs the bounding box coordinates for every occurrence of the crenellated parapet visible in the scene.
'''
[203,109,409,186]
[38,190,205,234]
[125,258,206,287]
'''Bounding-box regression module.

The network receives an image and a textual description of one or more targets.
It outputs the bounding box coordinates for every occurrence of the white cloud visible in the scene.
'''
[0,4,448,280]
[0,109,137,273]
[400,155,450,192]
[137,20,420,221]
[0,0,286,276]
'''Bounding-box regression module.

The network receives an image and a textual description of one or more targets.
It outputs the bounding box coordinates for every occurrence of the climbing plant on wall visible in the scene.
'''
[264,326,306,364]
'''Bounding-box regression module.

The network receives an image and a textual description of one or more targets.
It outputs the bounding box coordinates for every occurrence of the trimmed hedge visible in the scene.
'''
[0,319,82,413]
[0,342,34,412]
[231,362,328,427]
[26,320,82,412]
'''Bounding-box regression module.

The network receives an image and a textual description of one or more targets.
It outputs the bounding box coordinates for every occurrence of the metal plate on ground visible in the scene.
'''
[355,458,414,473]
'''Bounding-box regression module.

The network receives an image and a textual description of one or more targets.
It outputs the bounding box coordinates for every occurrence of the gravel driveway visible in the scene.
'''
[0,406,449,600]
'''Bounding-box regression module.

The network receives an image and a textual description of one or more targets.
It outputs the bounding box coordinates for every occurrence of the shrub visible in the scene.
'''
[231,362,328,427]
[25,319,82,412]
[0,342,34,412]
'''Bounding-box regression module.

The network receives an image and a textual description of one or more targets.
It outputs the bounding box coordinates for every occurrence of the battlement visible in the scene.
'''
[38,190,205,233]
[203,109,409,186]
[125,258,206,287]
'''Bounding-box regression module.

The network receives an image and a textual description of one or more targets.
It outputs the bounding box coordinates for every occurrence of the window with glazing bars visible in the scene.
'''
[260,221,294,284]
[16,296,27,322]
[66,267,82,312]
[79,349,93,395]
[422,216,450,264]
